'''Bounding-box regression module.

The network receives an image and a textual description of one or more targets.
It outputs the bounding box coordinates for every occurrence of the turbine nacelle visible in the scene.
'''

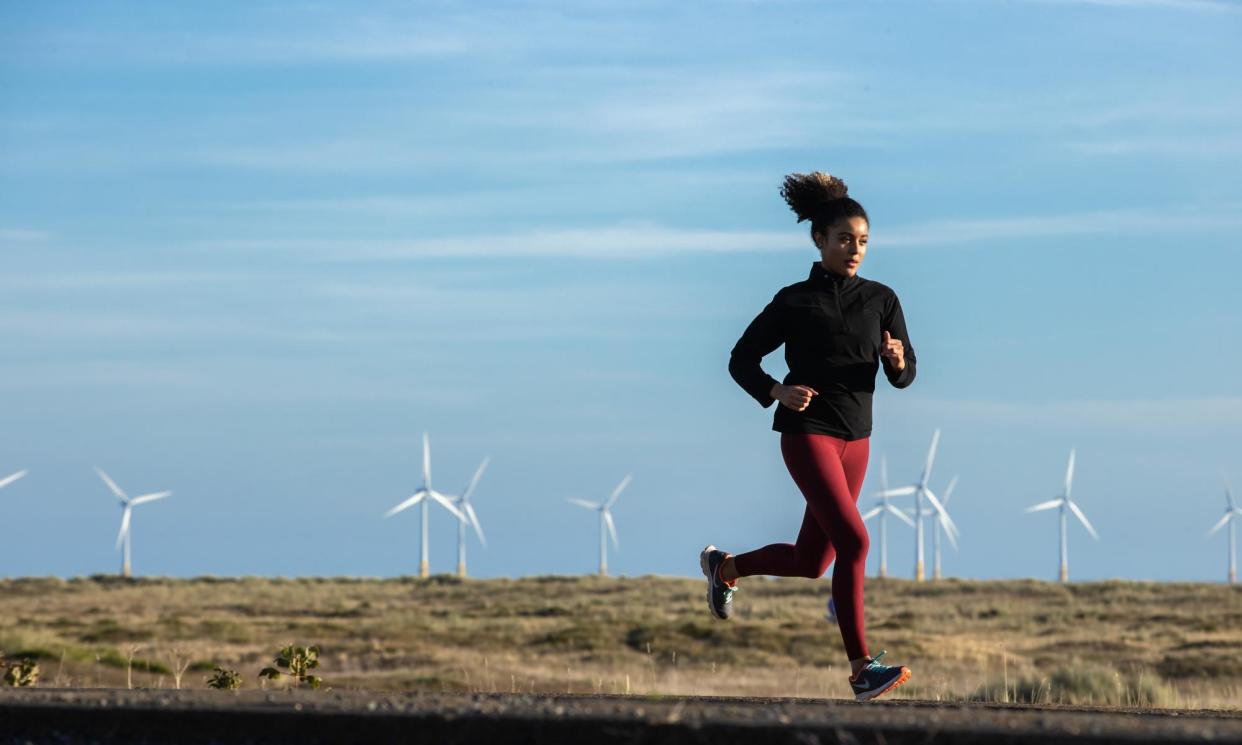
[384,489,464,522]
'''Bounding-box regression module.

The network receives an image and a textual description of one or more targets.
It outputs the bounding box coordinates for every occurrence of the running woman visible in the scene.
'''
[702,171,916,702]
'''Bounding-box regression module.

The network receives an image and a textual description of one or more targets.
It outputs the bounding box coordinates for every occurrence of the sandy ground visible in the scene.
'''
[2,688,1240,744]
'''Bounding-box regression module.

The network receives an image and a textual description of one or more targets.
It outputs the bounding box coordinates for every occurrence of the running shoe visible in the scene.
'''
[849,650,911,702]
[699,545,736,620]
[826,595,837,623]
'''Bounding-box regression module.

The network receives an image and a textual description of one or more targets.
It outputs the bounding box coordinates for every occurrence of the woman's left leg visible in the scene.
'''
[776,433,872,661]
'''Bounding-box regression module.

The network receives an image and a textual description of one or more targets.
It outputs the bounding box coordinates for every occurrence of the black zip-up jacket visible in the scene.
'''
[728,262,917,440]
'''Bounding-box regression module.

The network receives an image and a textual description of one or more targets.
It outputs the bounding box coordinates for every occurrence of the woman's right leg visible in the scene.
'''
[733,432,871,662]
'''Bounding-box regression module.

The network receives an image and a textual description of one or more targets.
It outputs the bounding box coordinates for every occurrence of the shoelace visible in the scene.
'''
[864,650,889,671]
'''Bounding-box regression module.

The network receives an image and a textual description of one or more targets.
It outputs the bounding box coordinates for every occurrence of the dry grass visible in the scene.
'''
[1,575,1239,709]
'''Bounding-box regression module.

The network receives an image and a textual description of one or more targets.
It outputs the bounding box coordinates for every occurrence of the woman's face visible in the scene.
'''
[813,216,869,278]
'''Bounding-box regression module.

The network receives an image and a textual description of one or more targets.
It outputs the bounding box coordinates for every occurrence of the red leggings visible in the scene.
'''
[733,432,871,661]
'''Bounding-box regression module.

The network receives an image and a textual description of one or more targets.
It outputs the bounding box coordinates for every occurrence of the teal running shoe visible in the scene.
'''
[699,545,736,620]
[849,650,911,702]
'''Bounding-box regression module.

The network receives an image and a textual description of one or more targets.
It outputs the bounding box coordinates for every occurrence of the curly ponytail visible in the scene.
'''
[780,171,869,239]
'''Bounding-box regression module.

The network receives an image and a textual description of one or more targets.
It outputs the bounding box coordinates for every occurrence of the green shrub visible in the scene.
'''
[259,644,322,689]
[207,667,242,690]
[2,656,38,687]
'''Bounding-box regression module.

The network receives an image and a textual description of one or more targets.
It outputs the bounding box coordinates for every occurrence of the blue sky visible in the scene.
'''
[2,1,1240,582]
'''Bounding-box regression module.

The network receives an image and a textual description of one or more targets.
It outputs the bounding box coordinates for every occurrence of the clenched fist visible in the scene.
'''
[881,329,905,371]
[770,383,819,412]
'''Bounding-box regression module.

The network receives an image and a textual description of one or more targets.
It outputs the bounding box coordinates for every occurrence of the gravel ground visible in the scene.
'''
[2,688,1240,744]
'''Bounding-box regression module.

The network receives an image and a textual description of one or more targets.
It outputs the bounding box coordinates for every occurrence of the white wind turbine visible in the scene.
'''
[451,457,489,578]
[880,429,959,581]
[96,468,171,578]
[568,474,630,577]
[0,469,28,493]
[906,476,960,580]
[860,455,914,578]
[1207,473,1241,584]
[1024,448,1098,582]
[383,433,465,578]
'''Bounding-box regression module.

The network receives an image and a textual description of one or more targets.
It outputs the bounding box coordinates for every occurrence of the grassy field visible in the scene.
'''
[1,575,1239,709]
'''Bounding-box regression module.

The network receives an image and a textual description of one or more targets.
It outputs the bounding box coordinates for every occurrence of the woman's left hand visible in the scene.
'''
[881,330,905,371]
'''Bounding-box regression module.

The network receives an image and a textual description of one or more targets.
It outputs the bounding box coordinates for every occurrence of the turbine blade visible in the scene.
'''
[1025,499,1063,513]
[96,468,128,502]
[1224,474,1236,511]
[880,454,889,493]
[465,503,486,546]
[606,474,631,508]
[1067,500,1099,540]
[923,488,959,540]
[567,498,600,510]
[430,490,466,521]
[941,514,960,550]
[116,506,132,549]
[384,491,426,518]
[129,490,171,506]
[422,433,431,490]
[461,457,490,503]
[860,506,883,521]
[886,504,916,528]
[1207,512,1232,537]
[883,486,917,497]
[603,510,619,549]
[920,429,940,486]
[0,470,27,490]
[942,476,958,506]
[1065,448,1076,500]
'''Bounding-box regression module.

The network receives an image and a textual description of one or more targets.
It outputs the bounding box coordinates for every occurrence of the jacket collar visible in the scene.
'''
[808,261,859,287]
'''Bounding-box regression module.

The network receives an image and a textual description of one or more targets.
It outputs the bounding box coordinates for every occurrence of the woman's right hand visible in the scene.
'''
[770,383,819,412]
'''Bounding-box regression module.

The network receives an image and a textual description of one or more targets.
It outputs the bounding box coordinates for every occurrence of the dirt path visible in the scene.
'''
[2,688,1240,744]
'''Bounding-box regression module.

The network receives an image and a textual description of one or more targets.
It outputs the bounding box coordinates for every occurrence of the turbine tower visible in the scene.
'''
[383,433,465,578]
[860,455,913,578]
[451,457,489,578]
[568,474,630,577]
[880,429,958,581]
[1207,474,1241,584]
[0,469,27,493]
[96,468,171,578]
[1024,448,1098,582]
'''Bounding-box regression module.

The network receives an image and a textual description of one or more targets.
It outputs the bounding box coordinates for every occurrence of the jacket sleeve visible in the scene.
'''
[882,292,917,389]
[728,291,786,408]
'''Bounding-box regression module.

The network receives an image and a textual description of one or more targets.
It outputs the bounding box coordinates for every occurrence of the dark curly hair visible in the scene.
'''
[780,171,869,240]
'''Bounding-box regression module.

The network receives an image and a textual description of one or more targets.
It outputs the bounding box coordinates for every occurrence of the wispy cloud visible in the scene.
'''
[898,395,1242,434]
[0,228,51,242]
[1061,135,1242,157]
[1023,0,1242,12]
[0,271,252,290]
[880,203,1242,247]
[193,224,798,260]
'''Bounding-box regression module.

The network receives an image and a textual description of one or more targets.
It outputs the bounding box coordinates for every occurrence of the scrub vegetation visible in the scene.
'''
[0,575,1237,708]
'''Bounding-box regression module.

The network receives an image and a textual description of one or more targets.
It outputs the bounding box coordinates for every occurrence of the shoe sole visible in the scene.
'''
[854,667,911,702]
[699,544,728,621]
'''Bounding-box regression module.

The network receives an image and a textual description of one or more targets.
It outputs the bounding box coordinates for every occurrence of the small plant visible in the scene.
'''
[169,646,193,690]
[259,644,322,689]
[206,667,243,690]
[2,655,39,687]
